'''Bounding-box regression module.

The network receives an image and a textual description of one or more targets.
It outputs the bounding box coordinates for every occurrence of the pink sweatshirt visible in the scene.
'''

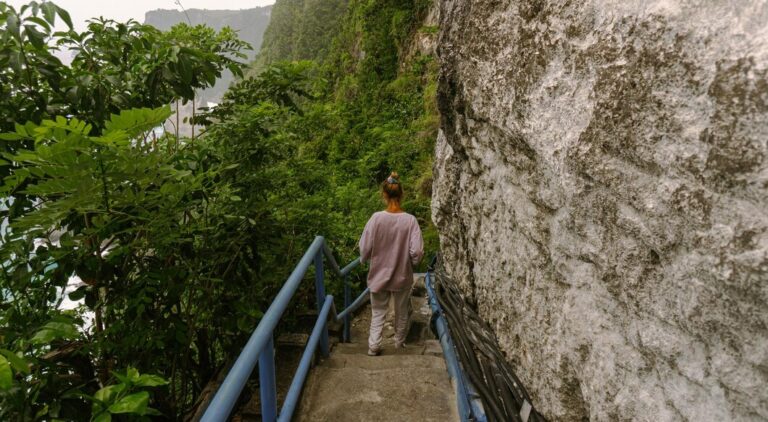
[359,211,424,293]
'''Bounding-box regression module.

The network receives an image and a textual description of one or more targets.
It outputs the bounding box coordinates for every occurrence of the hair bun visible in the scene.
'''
[382,171,404,199]
[386,171,400,185]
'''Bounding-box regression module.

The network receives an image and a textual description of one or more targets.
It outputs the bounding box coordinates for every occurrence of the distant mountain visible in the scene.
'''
[145,6,273,102]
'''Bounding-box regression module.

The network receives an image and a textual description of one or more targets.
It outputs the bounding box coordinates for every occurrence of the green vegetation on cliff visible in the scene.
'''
[0,0,438,419]
[246,0,439,256]
[250,0,348,72]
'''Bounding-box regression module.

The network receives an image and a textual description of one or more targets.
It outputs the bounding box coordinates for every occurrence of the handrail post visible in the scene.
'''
[259,336,277,422]
[343,273,351,343]
[314,250,330,357]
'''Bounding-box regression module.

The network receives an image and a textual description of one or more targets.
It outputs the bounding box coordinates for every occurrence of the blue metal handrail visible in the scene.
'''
[425,269,487,422]
[201,236,370,421]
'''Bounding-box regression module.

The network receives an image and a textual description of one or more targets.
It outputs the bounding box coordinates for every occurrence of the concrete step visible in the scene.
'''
[331,340,442,357]
[332,341,419,355]
[320,352,447,370]
[295,364,458,422]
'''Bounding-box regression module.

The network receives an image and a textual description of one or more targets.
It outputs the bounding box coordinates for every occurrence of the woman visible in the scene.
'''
[359,172,424,356]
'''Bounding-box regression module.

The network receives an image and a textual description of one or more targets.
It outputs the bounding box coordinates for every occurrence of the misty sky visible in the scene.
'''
[6,0,275,31]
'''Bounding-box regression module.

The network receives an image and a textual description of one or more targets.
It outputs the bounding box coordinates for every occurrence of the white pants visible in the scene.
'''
[368,288,411,351]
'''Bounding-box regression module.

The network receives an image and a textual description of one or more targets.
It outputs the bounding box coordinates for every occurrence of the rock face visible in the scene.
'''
[432,1,768,421]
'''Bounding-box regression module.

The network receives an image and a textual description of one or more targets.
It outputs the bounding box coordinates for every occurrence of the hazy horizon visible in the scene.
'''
[5,0,275,31]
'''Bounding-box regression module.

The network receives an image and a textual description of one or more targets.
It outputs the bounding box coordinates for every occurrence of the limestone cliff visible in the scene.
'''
[432,1,768,420]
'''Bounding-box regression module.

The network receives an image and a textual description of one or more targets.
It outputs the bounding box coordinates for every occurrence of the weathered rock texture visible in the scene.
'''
[432,1,768,421]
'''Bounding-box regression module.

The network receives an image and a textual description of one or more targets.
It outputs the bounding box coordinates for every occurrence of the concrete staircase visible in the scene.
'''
[295,278,459,422]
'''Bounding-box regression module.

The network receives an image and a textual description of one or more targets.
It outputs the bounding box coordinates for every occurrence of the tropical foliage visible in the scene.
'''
[0,2,259,419]
[0,0,438,419]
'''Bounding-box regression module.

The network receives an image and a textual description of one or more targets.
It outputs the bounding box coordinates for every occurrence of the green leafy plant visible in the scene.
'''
[88,368,168,421]
[0,1,249,136]
[0,4,258,411]
[0,312,88,420]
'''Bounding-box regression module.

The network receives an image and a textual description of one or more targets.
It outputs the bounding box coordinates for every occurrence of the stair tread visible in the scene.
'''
[296,364,457,422]
[319,351,446,370]
[331,341,437,356]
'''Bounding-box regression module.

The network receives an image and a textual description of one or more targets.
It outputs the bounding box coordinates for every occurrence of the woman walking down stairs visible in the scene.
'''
[291,173,456,420]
